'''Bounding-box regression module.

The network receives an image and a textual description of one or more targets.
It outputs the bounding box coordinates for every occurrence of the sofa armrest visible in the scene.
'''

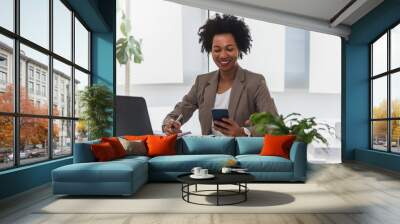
[73,140,100,163]
[289,141,307,181]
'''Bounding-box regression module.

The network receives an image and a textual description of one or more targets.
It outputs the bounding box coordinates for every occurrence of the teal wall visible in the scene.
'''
[92,32,115,135]
[0,0,116,200]
[343,0,400,171]
[0,158,72,199]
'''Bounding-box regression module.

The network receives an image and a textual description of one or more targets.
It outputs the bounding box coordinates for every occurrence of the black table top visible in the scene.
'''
[177,172,255,185]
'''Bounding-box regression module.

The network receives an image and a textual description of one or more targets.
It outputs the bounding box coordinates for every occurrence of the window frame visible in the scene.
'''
[0,0,92,171]
[370,20,400,154]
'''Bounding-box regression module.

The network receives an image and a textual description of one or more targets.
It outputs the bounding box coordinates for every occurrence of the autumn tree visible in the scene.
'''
[0,84,59,152]
[372,99,400,143]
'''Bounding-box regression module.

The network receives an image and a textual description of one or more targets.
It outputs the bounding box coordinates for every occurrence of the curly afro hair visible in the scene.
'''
[198,14,252,59]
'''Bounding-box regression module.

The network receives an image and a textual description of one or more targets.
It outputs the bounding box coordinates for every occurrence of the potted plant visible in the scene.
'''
[249,112,333,146]
[79,84,114,140]
[116,9,143,95]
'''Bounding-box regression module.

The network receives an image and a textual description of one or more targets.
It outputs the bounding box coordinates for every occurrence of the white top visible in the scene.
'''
[212,88,231,136]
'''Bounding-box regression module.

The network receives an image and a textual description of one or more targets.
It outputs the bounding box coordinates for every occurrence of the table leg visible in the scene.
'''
[245,183,247,201]
[217,184,219,206]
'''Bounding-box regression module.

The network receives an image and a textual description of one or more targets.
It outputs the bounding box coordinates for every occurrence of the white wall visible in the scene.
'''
[309,31,341,94]
[117,0,185,85]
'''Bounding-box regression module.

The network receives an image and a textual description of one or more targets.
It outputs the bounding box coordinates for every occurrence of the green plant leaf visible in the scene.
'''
[79,84,114,140]
[251,111,332,146]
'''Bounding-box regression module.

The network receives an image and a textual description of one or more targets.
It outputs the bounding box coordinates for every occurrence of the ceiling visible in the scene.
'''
[166,0,384,38]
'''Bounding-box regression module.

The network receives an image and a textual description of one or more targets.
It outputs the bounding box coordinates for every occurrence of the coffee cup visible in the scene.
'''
[221,167,232,174]
[191,167,202,176]
[199,169,208,176]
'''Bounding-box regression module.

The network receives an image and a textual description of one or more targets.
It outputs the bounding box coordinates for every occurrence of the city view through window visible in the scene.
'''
[0,0,91,170]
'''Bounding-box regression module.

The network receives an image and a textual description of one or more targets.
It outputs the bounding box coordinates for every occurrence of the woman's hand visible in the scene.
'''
[213,118,246,137]
[163,119,182,135]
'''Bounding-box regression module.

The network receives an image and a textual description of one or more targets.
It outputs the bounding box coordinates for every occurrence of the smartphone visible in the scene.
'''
[211,109,229,122]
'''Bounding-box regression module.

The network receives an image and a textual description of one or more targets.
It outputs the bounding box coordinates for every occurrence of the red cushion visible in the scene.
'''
[146,134,177,157]
[101,137,127,158]
[260,134,296,159]
[91,142,118,161]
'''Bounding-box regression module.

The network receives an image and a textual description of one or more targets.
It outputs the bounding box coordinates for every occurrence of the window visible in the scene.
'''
[75,18,89,70]
[41,85,46,97]
[35,83,40,95]
[20,0,49,49]
[0,54,7,67]
[53,0,72,60]
[28,67,34,80]
[0,1,91,170]
[35,70,41,81]
[0,0,14,32]
[0,71,6,85]
[53,59,72,117]
[0,34,13,113]
[28,81,34,94]
[0,53,8,90]
[371,23,400,153]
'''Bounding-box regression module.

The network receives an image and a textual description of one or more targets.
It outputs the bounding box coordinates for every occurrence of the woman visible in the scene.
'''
[162,14,277,136]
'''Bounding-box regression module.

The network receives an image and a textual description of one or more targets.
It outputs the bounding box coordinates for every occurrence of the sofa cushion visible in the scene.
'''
[91,142,118,161]
[260,135,296,159]
[118,137,147,156]
[180,136,235,155]
[101,137,127,158]
[236,155,293,172]
[147,134,177,157]
[235,137,263,155]
[148,154,235,172]
[53,158,148,183]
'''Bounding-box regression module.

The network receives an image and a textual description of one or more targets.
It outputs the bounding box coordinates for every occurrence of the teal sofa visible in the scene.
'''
[52,136,307,196]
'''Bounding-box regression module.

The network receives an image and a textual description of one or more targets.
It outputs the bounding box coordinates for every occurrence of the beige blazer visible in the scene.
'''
[162,66,278,136]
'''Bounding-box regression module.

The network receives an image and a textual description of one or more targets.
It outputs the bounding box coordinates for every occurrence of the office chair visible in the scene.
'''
[115,96,154,136]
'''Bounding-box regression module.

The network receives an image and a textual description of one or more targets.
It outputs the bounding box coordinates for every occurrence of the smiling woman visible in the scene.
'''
[162,14,278,137]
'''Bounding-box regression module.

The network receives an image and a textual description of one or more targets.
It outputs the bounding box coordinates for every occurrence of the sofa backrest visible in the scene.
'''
[235,137,264,155]
[178,136,236,155]
[73,139,100,163]
[73,136,265,162]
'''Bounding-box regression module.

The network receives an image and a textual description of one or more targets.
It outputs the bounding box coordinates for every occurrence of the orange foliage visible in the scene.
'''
[372,99,400,140]
[0,84,60,150]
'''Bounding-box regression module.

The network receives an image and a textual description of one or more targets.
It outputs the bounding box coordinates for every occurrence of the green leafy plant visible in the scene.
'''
[79,84,113,140]
[250,112,333,145]
[116,10,144,95]
[116,11,143,65]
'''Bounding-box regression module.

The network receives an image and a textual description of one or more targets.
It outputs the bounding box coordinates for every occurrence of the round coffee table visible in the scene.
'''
[177,173,255,206]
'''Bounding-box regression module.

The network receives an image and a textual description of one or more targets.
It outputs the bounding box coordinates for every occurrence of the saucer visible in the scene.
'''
[190,174,215,179]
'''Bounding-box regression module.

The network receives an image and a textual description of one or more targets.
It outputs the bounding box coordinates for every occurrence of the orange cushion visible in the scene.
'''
[146,134,177,157]
[101,137,127,158]
[260,134,296,159]
[124,135,148,141]
[91,142,118,161]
